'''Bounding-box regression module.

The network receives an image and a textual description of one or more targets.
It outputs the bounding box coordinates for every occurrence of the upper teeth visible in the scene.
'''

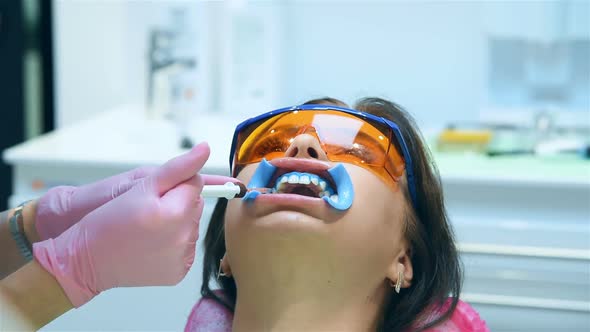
[273,172,335,197]
[299,175,310,185]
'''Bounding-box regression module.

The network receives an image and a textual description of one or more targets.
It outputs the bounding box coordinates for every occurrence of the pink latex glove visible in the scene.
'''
[33,143,234,307]
[35,166,156,240]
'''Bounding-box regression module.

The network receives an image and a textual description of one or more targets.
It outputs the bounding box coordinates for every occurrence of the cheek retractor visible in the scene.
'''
[322,164,354,211]
[241,158,355,211]
[242,159,278,201]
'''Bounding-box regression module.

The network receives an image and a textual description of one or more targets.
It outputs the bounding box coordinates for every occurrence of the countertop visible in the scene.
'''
[3,105,239,173]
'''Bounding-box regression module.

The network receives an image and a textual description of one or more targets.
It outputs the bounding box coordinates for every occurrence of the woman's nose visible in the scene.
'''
[284,134,329,161]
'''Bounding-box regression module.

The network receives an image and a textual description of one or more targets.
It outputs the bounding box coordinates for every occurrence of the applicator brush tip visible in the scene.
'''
[235,182,248,198]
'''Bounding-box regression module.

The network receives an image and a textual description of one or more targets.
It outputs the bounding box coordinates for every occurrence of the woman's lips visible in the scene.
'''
[241,192,338,222]
[244,192,326,211]
[248,192,323,204]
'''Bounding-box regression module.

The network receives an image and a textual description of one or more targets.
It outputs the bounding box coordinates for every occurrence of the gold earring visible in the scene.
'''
[395,270,403,293]
[217,259,228,280]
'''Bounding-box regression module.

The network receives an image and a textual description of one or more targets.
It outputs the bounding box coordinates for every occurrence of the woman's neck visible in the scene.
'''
[230,271,387,332]
[225,229,392,331]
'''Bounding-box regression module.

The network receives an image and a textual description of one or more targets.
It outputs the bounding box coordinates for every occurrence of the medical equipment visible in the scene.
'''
[201,182,272,199]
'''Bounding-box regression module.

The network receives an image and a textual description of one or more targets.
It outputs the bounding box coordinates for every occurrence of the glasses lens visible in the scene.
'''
[234,110,405,180]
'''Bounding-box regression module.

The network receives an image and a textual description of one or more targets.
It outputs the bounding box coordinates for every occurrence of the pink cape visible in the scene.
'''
[184,293,489,332]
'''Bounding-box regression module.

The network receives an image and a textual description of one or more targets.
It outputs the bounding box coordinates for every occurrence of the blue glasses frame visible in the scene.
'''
[229,104,418,210]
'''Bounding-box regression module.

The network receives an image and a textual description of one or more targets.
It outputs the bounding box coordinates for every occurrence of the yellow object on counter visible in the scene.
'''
[437,128,493,153]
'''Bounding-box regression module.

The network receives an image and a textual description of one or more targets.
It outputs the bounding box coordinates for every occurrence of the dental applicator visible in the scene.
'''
[201,182,272,199]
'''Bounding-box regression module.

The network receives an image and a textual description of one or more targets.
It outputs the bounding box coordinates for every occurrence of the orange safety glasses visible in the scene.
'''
[229,104,417,209]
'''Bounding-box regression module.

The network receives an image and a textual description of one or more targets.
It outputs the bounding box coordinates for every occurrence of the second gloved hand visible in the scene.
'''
[33,143,232,307]
[35,166,156,240]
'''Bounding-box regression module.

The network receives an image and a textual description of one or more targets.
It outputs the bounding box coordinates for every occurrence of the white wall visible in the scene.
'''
[277,1,588,128]
[54,1,588,128]
[279,1,484,127]
[53,0,133,128]
[53,0,209,128]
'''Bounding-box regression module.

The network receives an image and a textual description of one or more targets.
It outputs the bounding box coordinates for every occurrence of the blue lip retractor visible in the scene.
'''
[242,159,277,201]
[243,159,354,211]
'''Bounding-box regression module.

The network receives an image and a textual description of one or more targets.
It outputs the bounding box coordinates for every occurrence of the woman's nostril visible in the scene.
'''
[308,148,318,159]
[288,147,299,157]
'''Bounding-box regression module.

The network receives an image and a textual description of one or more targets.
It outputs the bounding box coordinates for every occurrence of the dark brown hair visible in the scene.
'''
[201,97,462,331]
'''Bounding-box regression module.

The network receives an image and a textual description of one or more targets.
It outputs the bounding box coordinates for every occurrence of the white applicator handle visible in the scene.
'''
[201,182,243,199]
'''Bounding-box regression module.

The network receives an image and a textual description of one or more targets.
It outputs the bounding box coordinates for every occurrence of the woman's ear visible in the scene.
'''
[386,249,413,289]
[220,253,233,277]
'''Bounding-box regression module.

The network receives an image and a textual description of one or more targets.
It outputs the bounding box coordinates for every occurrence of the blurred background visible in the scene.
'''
[1,0,589,331]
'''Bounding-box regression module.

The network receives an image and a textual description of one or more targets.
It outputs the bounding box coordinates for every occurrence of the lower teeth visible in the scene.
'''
[265,188,338,201]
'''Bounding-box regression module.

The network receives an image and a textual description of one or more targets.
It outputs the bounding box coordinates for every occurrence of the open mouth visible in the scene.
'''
[269,172,338,201]
[269,171,338,201]
[242,158,354,210]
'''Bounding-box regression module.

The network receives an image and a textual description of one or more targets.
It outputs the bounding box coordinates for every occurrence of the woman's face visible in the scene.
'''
[224,128,412,295]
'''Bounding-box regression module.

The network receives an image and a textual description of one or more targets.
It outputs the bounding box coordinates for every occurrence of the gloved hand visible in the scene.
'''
[33,142,234,307]
[35,166,156,240]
